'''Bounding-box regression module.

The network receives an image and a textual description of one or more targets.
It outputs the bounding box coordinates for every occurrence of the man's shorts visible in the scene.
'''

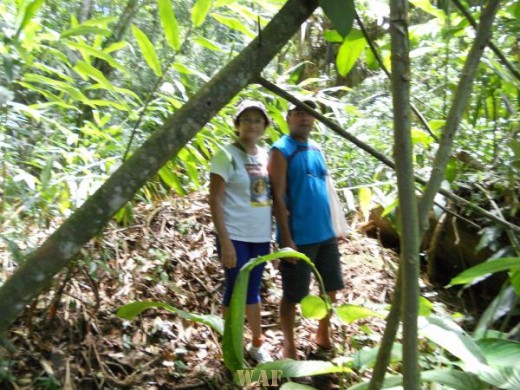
[280,237,344,303]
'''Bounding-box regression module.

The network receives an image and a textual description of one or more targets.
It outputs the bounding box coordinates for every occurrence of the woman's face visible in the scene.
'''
[235,108,267,144]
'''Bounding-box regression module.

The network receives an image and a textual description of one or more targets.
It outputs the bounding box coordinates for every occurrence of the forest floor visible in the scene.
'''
[0,192,464,389]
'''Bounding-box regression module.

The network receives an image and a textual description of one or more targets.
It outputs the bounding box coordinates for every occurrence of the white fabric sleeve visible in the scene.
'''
[210,148,233,182]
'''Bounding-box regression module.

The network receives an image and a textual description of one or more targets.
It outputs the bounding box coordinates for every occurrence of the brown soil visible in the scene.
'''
[0,192,454,389]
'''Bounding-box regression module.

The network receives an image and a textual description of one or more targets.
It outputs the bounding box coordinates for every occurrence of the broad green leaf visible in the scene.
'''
[60,26,111,38]
[82,16,118,27]
[301,295,328,319]
[211,13,255,38]
[191,0,212,27]
[158,0,181,51]
[318,0,355,37]
[131,25,163,77]
[224,249,326,375]
[158,165,186,195]
[73,61,116,90]
[336,29,366,77]
[336,304,383,325]
[465,363,520,390]
[477,339,520,368]
[14,0,45,38]
[448,257,520,287]
[474,286,518,339]
[117,301,224,335]
[418,316,487,366]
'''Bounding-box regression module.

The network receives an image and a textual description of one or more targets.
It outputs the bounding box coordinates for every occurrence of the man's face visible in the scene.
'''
[287,109,315,138]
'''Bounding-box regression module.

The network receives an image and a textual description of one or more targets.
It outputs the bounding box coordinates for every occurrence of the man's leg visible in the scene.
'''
[315,291,337,349]
[280,297,297,359]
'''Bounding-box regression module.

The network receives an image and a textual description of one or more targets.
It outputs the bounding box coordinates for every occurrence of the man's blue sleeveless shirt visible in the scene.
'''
[271,135,334,245]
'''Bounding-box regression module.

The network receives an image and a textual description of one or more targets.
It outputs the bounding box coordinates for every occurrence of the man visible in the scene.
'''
[268,100,344,360]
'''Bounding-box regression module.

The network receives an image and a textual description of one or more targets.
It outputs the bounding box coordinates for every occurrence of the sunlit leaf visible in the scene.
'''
[158,165,186,195]
[336,304,383,325]
[158,0,181,51]
[301,295,328,319]
[14,0,45,38]
[418,316,487,366]
[131,25,163,77]
[358,186,372,221]
[336,29,366,77]
[191,0,212,27]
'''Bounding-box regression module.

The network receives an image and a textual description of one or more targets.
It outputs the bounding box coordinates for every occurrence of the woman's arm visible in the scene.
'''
[209,173,236,268]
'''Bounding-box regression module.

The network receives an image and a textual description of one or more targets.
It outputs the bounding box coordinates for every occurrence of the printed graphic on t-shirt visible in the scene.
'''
[245,163,271,207]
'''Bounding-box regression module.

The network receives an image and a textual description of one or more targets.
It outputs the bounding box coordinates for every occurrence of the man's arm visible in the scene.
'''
[268,149,297,253]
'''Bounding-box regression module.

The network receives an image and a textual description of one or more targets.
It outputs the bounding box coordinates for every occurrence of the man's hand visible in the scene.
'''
[280,240,298,264]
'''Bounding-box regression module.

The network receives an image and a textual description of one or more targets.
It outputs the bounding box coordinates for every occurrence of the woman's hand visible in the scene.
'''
[220,238,237,268]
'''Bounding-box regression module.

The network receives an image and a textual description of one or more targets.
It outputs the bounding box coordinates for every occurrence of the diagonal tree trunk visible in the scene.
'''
[0,0,319,334]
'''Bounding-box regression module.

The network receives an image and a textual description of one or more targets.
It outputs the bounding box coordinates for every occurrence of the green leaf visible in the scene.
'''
[211,13,255,38]
[117,301,224,335]
[224,249,326,375]
[64,41,127,73]
[131,25,163,77]
[418,296,434,317]
[336,304,383,325]
[191,0,212,28]
[158,0,181,51]
[158,165,186,195]
[477,339,520,368]
[448,257,520,287]
[60,26,112,39]
[409,0,445,19]
[14,0,45,39]
[336,29,366,77]
[318,0,355,37]
[194,36,224,52]
[323,29,343,43]
[465,363,520,390]
[301,295,328,319]
[73,61,116,90]
[418,316,487,366]
[421,369,483,390]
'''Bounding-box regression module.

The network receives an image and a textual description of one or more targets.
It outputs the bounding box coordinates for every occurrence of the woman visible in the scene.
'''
[209,100,272,364]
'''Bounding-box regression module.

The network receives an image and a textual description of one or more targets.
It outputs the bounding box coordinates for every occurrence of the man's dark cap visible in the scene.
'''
[288,100,317,112]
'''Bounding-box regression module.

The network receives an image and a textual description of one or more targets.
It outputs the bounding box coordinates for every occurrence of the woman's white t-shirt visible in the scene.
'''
[210,144,272,243]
